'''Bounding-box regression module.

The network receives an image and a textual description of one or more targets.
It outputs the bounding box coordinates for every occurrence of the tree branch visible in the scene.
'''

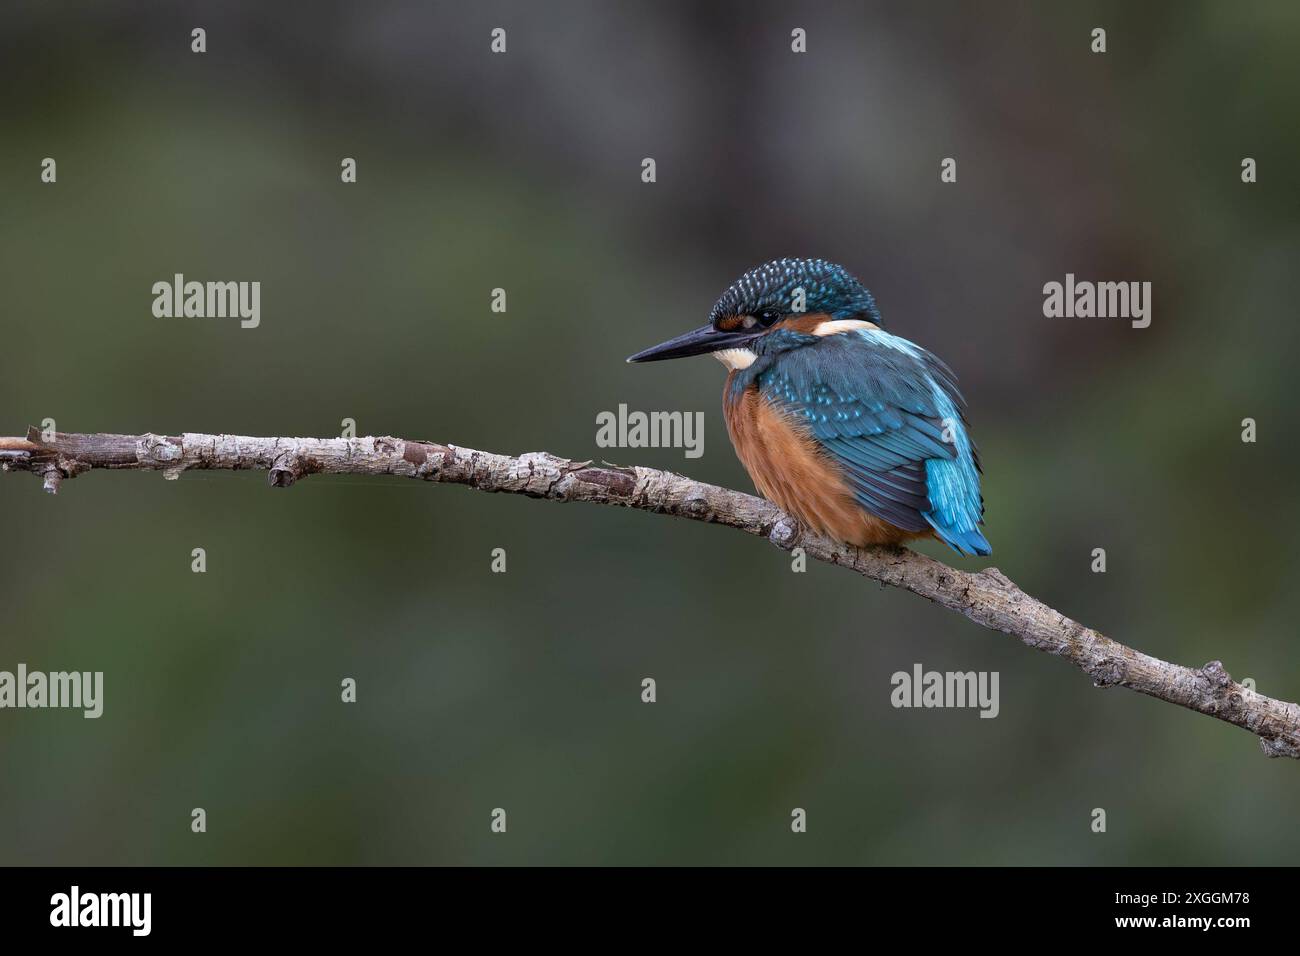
[6,427,1298,759]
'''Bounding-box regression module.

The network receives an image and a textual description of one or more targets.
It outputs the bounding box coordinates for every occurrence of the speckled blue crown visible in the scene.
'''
[708,258,882,325]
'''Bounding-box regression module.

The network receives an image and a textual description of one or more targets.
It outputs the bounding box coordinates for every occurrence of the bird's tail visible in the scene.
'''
[930,522,992,557]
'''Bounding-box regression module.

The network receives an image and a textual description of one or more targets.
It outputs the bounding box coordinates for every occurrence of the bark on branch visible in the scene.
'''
[6,428,1298,759]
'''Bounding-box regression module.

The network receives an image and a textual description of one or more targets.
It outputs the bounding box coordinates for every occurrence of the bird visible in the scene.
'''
[627,257,990,556]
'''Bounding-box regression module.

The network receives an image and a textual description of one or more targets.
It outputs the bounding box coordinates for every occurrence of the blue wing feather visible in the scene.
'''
[756,328,991,556]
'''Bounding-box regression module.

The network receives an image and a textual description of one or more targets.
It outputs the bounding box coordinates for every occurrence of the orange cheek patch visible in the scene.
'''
[771,313,834,334]
[715,314,748,332]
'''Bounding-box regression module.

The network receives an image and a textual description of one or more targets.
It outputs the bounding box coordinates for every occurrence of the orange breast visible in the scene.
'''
[723,377,927,548]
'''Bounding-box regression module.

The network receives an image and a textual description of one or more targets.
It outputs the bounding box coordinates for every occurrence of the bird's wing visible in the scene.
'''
[757,329,988,554]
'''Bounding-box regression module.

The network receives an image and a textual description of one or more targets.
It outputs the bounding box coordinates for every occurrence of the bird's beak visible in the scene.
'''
[626,324,760,363]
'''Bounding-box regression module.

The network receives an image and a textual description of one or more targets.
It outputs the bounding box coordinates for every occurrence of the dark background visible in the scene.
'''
[1,1,1297,864]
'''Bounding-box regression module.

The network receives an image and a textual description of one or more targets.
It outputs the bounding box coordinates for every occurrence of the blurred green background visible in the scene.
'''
[1,0,1298,865]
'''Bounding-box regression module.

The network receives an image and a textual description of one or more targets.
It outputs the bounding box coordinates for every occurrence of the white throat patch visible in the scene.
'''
[713,347,756,370]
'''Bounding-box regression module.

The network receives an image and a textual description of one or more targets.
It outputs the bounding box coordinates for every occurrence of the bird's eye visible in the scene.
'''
[741,315,758,330]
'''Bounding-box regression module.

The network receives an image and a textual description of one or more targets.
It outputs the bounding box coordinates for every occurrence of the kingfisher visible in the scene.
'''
[627,258,990,556]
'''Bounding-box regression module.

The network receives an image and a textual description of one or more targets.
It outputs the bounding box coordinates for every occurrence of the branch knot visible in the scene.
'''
[768,515,801,551]
[268,452,311,488]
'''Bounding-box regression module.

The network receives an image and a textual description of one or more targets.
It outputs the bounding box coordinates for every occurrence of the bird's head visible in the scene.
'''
[627,258,881,368]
